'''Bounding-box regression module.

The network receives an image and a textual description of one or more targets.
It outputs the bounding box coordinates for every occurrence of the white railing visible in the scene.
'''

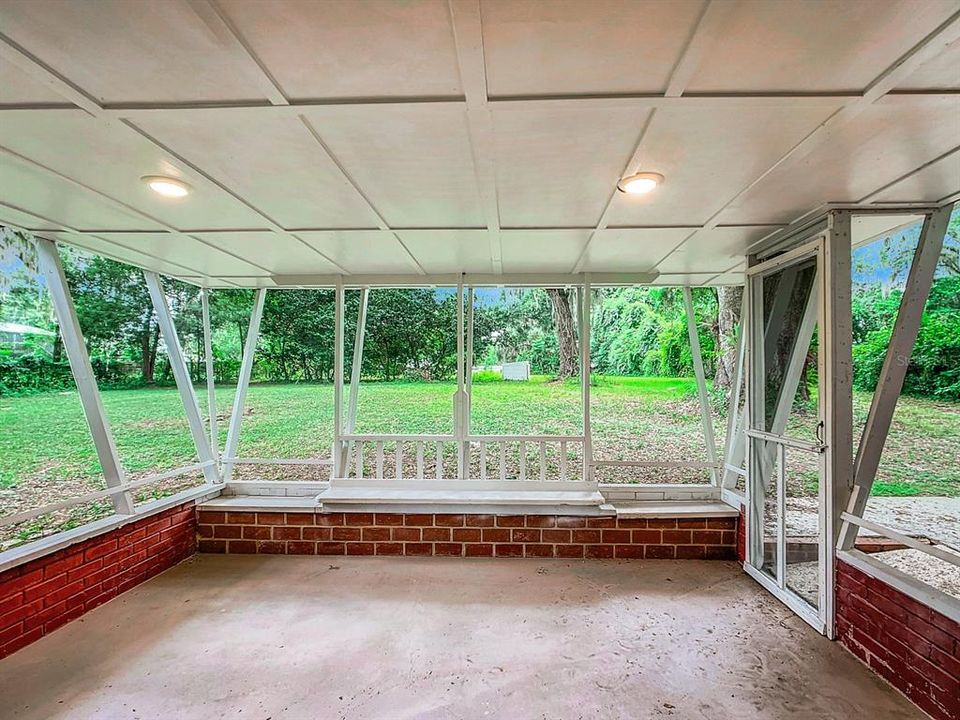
[337,433,586,482]
[0,461,217,528]
[840,512,960,568]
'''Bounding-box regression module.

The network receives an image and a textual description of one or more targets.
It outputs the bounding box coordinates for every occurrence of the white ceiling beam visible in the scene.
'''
[0,33,102,116]
[448,0,502,274]
[664,0,739,97]
[270,272,659,288]
[184,0,288,105]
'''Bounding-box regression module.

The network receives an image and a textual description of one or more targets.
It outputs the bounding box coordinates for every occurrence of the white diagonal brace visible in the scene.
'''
[34,237,134,514]
[144,271,221,485]
[721,323,746,488]
[664,0,738,97]
[683,287,719,484]
[340,287,369,471]
[221,288,266,482]
[839,205,952,550]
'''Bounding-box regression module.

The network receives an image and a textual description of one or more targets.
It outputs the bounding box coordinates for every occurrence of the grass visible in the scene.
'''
[1,375,958,548]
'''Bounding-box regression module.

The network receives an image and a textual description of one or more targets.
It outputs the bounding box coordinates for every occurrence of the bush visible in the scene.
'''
[0,353,75,395]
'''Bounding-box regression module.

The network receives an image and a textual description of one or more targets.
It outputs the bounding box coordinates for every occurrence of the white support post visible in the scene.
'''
[683,287,719,485]
[820,211,854,638]
[340,287,368,471]
[144,271,220,486]
[201,288,218,468]
[34,238,135,515]
[221,288,266,483]
[454,276,468,479]
[839,205,952,551]
[333,279,345,478]
[580,274,593,482]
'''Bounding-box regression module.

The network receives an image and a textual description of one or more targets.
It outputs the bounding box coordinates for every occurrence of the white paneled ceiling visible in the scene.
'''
[0,0,958,288]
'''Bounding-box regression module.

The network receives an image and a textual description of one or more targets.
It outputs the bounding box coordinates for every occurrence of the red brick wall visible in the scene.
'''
[836,559,960,720]
[0,502,196,659]
[736,506,746,563]
[198,510,738,560]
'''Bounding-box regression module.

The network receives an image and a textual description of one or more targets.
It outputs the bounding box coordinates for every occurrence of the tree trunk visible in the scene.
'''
[714,285,743,389]
[140,319,160,383]
[546,288,578,379]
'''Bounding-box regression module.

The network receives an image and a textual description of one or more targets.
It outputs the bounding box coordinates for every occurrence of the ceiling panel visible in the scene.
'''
[47,232,208,282]
[720,100,960,225]
[0,158,157,231]
[396,230,493,273]
[685,0,958,92]
[0,205,65,232]
[482,0,702,96]
[867,149,960,204]
[708,265,747,287]
[0,58,69,105]
[500,230,591,272]
[493,106,651,227]
[301,105,484,228]
[219,0,462,99]
[657,226,776,273]
[87,232,267,277]
[580,228,692,273]
[0,110,270,230]
[194,231,341,275]
[605,106,837,227]
[0,0,270,104]
[296,231,422,274]
[852,215,925,248]
[131,111,381,229]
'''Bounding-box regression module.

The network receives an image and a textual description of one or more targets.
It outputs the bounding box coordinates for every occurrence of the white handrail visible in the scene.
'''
[592,460,720,468]
[224,457,333,466]
[840,512,960,568]
[0,461,216,528]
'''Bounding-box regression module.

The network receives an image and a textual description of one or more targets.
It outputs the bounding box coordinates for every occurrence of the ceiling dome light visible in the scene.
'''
[617,172,663,195]
[142,175,191,198]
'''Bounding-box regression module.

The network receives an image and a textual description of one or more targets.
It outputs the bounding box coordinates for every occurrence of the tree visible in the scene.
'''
[545,288,578,379]
[714,286,743,389]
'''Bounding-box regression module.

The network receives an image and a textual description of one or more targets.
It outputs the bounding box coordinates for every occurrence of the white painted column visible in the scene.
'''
[34,238,134,514]
[820,211,854,638]
[683,286,719,485]
[454,276,467,479]
[839,205,952,551]
[200,287,218,468]
[221,288,266,482]
[144,271,220,485]
[721,324,746,488]
[580,275,593,482]
[465,287,475,478]
[332,279,345,478]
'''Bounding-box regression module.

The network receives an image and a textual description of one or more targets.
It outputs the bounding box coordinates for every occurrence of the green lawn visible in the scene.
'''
[2,376,958,548]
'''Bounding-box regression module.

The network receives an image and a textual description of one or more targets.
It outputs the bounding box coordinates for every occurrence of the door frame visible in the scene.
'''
[743,235,830,634]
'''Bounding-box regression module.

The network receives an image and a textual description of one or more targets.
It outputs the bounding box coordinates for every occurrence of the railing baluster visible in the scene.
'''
[560,440,568,482]
[435,441,443,479]
[416,442,424,478]
[519,441,526,480]
[499,442,507,480]
[395,441,403,480]
[376,441,384,479]
[539,442,547,482]
[479,441,487,480]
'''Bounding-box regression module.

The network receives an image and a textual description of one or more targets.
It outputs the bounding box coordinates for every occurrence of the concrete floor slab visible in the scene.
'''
[0,556,924,720]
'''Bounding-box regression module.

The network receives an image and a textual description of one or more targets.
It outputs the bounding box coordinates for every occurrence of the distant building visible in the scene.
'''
[0,322,57,356]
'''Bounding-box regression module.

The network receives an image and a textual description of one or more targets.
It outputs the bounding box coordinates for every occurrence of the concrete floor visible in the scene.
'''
[0,556,924,720]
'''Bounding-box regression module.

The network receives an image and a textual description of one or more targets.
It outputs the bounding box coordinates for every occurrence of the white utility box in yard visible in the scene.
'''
[501,361,531,381]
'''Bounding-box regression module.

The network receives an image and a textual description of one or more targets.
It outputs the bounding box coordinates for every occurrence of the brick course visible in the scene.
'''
[0,502,196,659]
[197,510,738,561]
[836,559,960,720]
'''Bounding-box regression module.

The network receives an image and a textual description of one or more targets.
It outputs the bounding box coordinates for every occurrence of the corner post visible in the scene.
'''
[201,287,218,468]
[580,274,593,482]
[333,278,345,478]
